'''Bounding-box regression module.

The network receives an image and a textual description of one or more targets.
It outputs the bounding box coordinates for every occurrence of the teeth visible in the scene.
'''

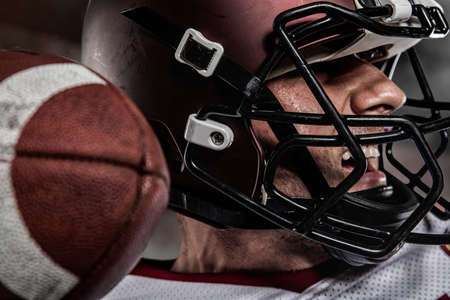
[342,147,380,161]
[364,147,380,158]
[342,151,352,161]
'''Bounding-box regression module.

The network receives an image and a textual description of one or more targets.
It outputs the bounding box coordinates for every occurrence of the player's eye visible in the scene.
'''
[355,46,389,64]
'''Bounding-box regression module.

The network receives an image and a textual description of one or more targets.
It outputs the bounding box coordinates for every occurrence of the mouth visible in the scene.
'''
[341,146,387,192]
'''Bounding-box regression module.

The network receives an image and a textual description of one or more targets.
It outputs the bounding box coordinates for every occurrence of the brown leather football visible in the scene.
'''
[0,50,170,300]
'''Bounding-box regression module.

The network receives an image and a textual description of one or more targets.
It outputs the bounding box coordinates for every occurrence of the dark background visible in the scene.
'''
[0,0,89,60]
[1,0,449,258]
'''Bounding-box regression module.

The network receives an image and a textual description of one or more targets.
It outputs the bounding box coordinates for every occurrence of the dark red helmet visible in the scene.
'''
[82,0,450,265]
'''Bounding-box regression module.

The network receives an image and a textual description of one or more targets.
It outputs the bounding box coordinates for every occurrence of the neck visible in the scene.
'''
[171,215,330,273]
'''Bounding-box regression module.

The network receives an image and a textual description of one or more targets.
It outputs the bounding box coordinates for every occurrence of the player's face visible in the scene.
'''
[252,55,406,198]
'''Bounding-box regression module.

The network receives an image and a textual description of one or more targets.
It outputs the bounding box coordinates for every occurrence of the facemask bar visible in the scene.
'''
[377,49,449,224]
[122,2,450,261]
[383,48,450,223]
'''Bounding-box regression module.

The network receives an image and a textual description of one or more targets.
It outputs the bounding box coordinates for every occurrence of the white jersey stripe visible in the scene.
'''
[0,63,105,299]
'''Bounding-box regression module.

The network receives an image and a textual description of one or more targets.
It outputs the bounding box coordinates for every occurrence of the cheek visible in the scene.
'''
[309,148,336,169]
[251,87,336,145]
[282,95,323,115]
[308,147,346,187]
[267,78,324,113]
[266,76,337,136]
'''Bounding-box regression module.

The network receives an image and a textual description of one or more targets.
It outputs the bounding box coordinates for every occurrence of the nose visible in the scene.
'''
[345,59,406,115]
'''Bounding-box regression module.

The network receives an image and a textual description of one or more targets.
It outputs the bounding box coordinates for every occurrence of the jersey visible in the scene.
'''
[103,215,450,300]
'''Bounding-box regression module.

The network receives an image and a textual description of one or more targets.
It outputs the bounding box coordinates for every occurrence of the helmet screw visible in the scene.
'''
[210,131,225,146]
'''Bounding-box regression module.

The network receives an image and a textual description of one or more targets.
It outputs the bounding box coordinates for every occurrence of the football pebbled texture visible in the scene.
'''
[0,50,170,300]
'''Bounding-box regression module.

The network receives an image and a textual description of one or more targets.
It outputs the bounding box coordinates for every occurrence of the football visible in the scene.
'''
[0,50,170,299]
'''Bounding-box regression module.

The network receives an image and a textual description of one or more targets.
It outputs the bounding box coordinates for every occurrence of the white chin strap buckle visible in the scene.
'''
[375,0,413,22]
[175,28,224,77]
[184,114,234,151]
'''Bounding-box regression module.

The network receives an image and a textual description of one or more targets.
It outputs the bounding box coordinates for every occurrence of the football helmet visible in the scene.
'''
[82,0,450,265]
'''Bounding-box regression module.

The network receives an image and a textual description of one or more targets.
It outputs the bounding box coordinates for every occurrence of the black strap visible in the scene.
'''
[121,7,257,96]
[169,189,277,229]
